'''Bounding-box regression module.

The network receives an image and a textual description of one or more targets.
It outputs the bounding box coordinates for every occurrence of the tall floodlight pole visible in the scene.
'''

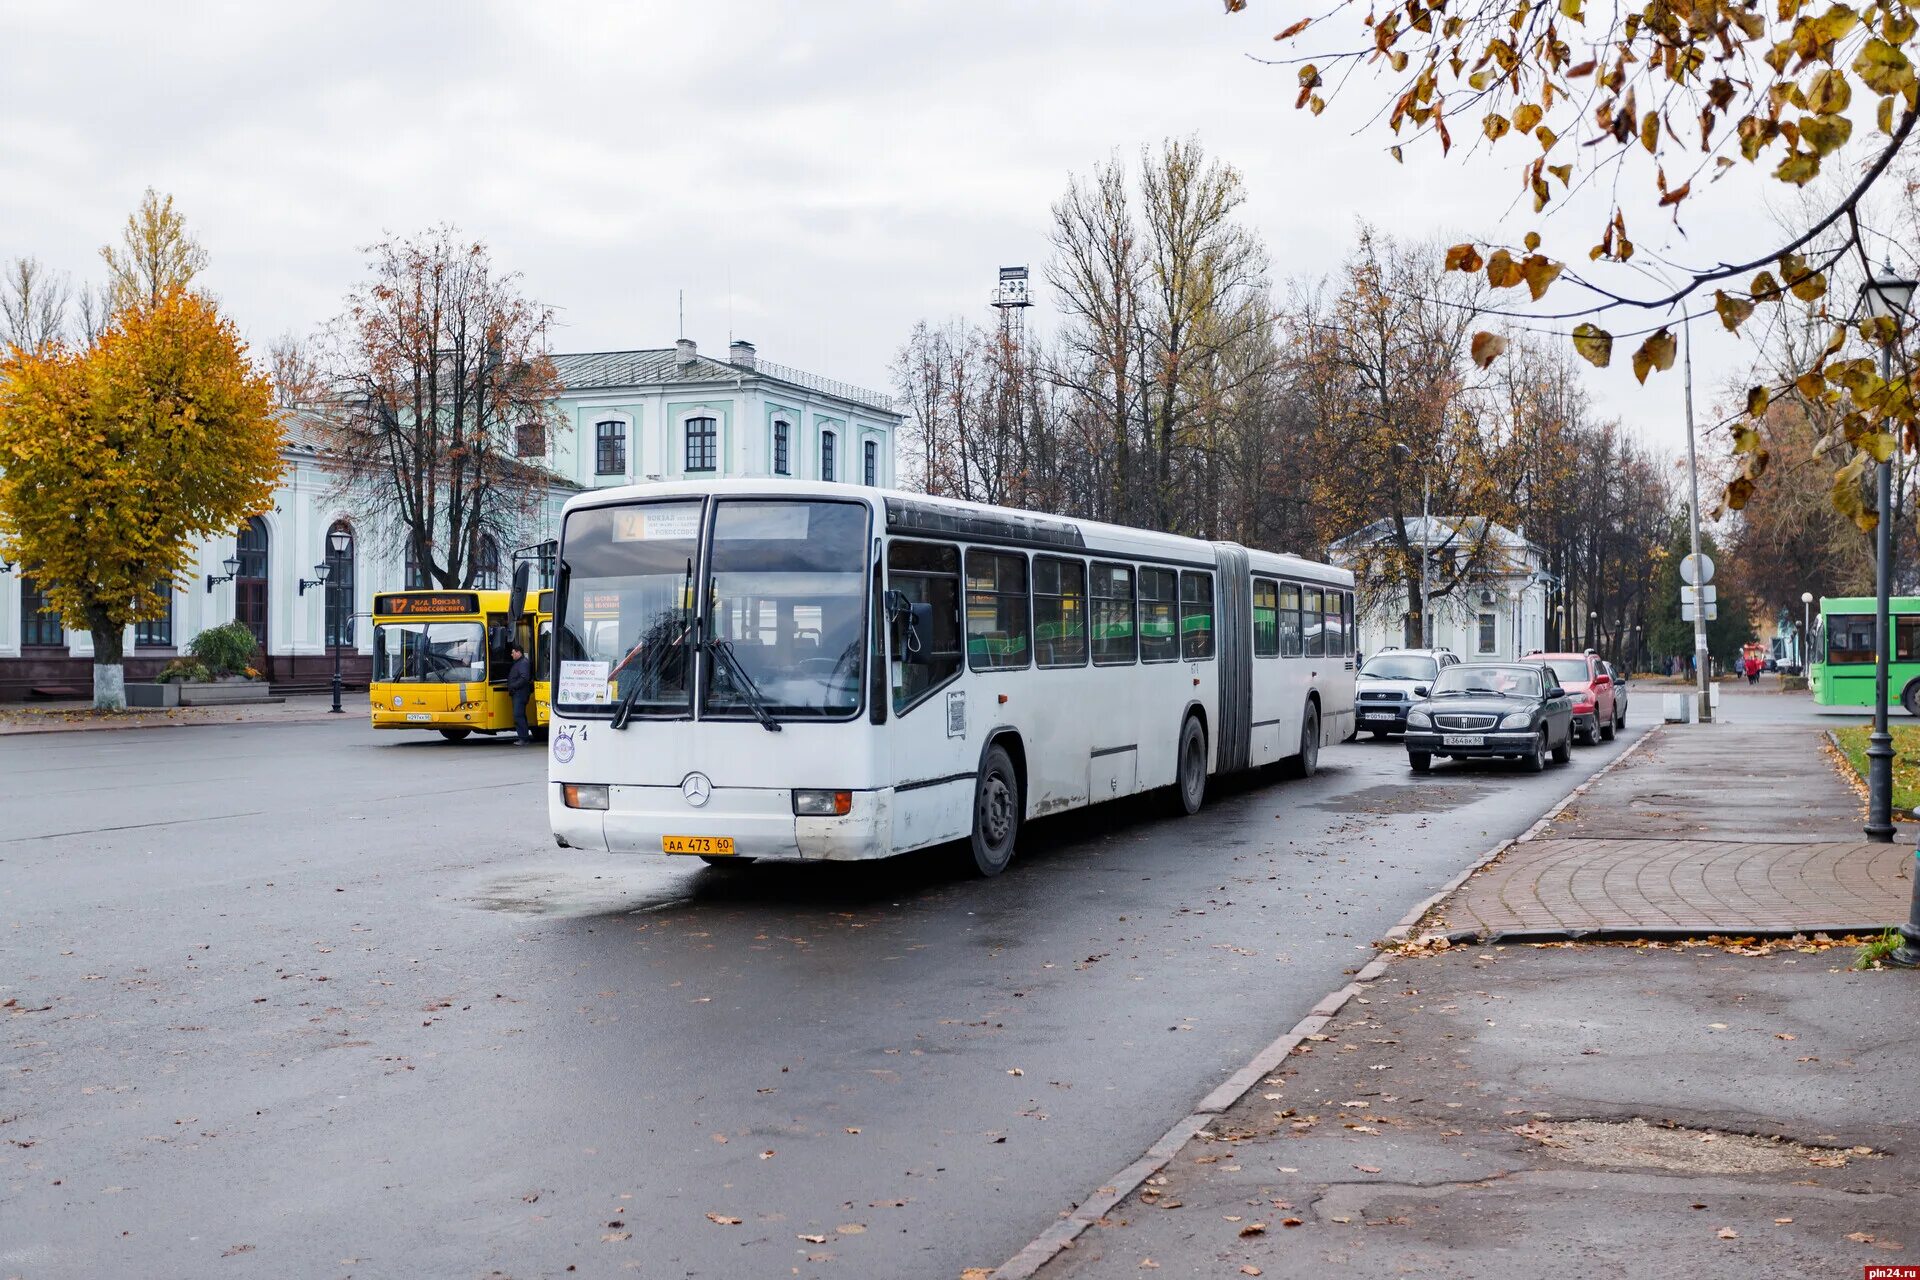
[1682,319,1713,722]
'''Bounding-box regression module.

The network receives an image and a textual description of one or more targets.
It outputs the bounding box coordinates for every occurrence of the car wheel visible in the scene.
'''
[1599,707,1616,741]
[1171,716,1207,815]
[1616,704,1627,730]
[968,745,1021,877]
[438,728,470,742]
[1523,729,1547,773]
[1551,731,1571,764]
[1408,750,1432,774]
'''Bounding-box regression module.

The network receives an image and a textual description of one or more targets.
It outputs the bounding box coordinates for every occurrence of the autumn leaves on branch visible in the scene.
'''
[1233,0,1920,526]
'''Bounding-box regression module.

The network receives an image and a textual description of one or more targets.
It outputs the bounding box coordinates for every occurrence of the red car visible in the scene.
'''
[1529,651,1621,744]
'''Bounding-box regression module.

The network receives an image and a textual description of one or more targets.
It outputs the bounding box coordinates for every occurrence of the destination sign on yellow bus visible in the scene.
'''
[374,592,480,616]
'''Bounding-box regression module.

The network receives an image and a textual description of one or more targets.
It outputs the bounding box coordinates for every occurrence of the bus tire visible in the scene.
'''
[968,745,1021,877]
[1172,716,1207,816]
[1903,682,1920,717]
[1283,702,1321,779]
[438,729,471,742]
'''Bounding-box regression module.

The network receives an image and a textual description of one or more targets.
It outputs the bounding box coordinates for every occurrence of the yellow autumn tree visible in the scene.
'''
[0,290,282,708]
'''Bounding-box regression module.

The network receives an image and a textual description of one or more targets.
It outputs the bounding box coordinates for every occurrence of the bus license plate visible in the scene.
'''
[405,713,432,722]
[664,835,734,856]
[1442,733,1485,747]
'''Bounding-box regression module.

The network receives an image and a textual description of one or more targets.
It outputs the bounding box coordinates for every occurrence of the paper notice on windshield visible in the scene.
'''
[613,506,701,542]
[557,660,612,704]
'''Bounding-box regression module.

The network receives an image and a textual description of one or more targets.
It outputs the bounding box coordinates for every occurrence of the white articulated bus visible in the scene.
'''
[546,480,1356,876]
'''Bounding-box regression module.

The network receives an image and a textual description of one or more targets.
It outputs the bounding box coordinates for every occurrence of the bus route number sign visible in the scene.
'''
[376,593,479,616]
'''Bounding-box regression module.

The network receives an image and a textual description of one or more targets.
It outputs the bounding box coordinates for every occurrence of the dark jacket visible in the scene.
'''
[506,654,534,696]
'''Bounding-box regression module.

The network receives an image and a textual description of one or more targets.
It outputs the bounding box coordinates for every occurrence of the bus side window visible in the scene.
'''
[965,549,1031,670]
[1303,588,1325,657]
[1252,578,1279,658]
[1323,591,1344,657]
[887,540,963,711]
[1180,571,1215,661]
[1034,556,1088,668]
[1279,583,1302,657]
[1139,568,1178,662]
[1092,562,1137,665]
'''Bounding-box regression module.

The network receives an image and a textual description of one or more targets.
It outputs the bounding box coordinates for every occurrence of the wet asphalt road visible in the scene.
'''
[1,713,1642,1279]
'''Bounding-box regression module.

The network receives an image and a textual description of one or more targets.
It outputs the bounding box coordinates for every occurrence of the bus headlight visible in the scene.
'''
[793,789,853,817]
[1406,709,1431,728]
[562,783,609,810]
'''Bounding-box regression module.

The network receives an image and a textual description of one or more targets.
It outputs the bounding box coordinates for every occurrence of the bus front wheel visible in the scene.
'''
[438,729,471,742]
[968,745,1021,878]
[1172,716,1208,816]
[1903,683,1920,717]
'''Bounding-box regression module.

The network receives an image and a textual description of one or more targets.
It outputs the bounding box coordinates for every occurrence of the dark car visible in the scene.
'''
[1403,661,1574,774]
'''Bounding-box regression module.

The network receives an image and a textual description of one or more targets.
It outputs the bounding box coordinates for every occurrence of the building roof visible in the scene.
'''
[278,406,340,454]
[549,348,897,417]
[1331,515,1534,553]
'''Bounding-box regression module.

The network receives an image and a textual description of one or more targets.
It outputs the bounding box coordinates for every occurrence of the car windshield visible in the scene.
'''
[703,499,870,718]
[1543,658,1591,684]
[1361,654,1438,681]
[374,622,487,683]
[1429,665,1542,698]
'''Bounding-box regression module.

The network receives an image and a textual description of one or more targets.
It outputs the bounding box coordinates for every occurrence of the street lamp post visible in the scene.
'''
[1800,590,1815,675]
[326,527,351,715]
[1391,443,1431,647]
[1858,264,1915,846]
[1588,609,1599,651]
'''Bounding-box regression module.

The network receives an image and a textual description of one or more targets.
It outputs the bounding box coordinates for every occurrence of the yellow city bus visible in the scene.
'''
[369,582,550,741]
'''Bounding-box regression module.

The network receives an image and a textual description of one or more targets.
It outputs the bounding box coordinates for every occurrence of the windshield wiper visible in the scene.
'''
[709,637,782,733]
[611,559,694,732]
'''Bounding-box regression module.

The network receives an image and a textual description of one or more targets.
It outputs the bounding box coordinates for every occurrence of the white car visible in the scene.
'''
[1354,648,1460,736]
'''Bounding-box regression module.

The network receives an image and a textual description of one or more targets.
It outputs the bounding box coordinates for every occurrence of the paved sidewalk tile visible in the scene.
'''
[1433,721,1915,935]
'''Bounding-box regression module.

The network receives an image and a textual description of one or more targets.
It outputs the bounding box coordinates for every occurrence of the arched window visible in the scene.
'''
[820,429,837,482]
[235,516,270,650]
[773,420,791,476]
[476,535,501,591]
[325,521,355,647]
[864,438,879,486]
[685,416,717,472]
[19,575,63,647]
[595,419,626,475]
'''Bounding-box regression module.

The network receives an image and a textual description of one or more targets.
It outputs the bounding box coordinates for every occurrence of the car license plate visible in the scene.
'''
[1442,733,1485,747]
[405,713,432,722]
[1364,712,1395,720]
[663,835,735,856]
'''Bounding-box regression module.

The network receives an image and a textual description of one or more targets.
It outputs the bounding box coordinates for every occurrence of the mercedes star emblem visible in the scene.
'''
[681,773,712,807]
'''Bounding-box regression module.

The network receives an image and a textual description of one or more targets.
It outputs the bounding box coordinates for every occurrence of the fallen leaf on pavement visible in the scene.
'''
[602,1232,631,1243]
[1717,1228,1738,1239]
[1282,1217,1304,1227]
[1775,1218,1793,1225]
[837,1223,866,1234]
[706,1213,741,1226]
[221,1245,254,1257]
[760,1150,775,1160]
[1139,1259,1159,1269]
[1354,1165,1381,1174]
[963,1270,995,1280]
[1239,1222,1267,1237]
[799,1234,827,1244]
[1008,1067,1024,1076]
[1848,1233,1876,1243]
[1241,1267,1263,1275]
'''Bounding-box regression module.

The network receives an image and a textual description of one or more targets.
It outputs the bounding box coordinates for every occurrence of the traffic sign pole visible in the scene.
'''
[1682,321,1713,722]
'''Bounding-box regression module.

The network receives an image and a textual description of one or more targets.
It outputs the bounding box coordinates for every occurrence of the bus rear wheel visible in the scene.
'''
[438,729,471,742]
[968,745,1021,878]
[1283,703,1320,778]
[1903,682,1920,717]
[1171,716,1207,815]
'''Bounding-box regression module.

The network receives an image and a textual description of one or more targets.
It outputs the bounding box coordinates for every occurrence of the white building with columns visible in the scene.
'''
[0,338,899,699]
[1332,516,1551,662]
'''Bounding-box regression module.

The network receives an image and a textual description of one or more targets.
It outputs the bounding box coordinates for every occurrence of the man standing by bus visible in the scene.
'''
[506,642,534,745]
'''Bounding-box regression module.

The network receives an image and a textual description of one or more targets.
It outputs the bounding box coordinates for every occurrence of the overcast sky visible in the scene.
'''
[2,0,1859,466]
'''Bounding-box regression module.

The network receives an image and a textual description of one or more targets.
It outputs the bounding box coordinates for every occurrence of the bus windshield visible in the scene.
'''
[705,499,869,718]
[554,500,703,715]
[375,621,487,683]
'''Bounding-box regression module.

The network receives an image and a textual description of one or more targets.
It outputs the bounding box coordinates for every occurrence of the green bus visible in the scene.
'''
[1809,595,1920,712]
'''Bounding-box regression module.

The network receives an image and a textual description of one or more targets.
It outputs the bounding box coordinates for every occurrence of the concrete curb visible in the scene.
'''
[0,712,353,737]
[987,727,1662,1280]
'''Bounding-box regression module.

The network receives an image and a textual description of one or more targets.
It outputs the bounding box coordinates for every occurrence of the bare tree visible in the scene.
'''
[323,228,564,589]
[1,257,71,352]
[266,331,326,409]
